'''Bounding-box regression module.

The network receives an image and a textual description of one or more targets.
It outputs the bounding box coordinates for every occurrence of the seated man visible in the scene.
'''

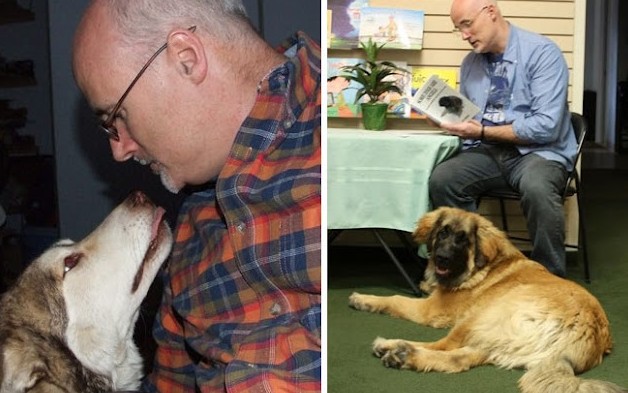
[428,0,577,277]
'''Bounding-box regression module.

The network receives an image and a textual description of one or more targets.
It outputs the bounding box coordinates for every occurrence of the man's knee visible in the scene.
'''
[429,164,451,202]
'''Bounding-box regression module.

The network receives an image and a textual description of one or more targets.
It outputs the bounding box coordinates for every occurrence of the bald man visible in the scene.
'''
[428,0,577,277]
[73,1,321,392]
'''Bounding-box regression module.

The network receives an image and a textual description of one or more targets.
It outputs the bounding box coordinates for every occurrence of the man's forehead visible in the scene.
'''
[451,0,481,17]
[73,0,125,66]
[73,7,131,105]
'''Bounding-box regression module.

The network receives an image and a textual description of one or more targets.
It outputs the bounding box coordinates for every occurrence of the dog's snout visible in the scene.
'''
[434,253,451,267]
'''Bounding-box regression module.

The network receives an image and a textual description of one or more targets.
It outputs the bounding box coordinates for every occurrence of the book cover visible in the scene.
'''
[410,75,480,124]
[328,0,369,49]
[378,60,412,118]
[410,68,458,118]
[327,58,363,118]
[358,7,424,50]
[327,10,333,48]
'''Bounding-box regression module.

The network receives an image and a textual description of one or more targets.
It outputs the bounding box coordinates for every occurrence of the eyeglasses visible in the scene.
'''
[452,5,488,35]
[100,26,197,141]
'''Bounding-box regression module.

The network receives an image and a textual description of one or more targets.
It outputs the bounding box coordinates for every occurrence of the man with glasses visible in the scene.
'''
[72,1,321,392]
[426,0,577,277]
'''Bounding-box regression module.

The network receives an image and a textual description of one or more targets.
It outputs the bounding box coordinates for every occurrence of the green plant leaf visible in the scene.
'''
[340,38,410,104]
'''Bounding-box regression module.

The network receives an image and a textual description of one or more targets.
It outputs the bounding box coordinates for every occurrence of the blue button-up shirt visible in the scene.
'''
[460,24,577,171]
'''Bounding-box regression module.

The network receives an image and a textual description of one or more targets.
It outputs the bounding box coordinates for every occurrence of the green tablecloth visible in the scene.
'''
[327,128,461,233]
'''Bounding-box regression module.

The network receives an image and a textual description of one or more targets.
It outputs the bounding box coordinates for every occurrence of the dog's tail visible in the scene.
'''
[519,357,627,393]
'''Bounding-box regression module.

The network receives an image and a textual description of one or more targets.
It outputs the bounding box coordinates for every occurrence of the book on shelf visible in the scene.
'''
[378,60,412,118]
[327,57,363,118]
[409,75,480,124]
[358,7,424,50]
[327,58,412,118]
[411,67,457,95]
[327,0,370,49]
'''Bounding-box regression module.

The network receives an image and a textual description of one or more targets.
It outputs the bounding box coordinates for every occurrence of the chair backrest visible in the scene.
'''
[570,112,587,155]
[563,112,587,197]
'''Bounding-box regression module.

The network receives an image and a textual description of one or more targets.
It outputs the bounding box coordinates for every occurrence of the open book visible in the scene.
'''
[409,75,480,124]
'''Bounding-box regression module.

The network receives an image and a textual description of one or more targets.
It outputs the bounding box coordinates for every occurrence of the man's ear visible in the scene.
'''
[166,28,207,84]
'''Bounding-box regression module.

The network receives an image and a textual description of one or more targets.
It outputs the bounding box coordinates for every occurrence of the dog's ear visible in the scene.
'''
[413,208,444,252]
[473,222,489,268]
[474,215,503,266]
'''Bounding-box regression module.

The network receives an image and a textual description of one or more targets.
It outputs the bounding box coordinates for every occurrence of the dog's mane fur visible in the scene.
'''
[0,262,109,392]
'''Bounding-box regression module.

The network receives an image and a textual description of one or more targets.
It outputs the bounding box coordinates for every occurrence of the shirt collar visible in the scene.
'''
[501,23,519,64]
[219,32,320,169]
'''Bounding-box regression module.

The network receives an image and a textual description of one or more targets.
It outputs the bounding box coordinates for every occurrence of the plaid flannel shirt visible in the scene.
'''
[142,32,321,392]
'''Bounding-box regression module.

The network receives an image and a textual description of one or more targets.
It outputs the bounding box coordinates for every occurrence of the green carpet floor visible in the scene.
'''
[327,167,628,392]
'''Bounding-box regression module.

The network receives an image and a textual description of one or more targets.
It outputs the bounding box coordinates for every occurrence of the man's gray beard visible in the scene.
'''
[160,171,181,194]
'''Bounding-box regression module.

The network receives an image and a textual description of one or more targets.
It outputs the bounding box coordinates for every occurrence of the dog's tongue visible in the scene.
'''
[151,207,166,240]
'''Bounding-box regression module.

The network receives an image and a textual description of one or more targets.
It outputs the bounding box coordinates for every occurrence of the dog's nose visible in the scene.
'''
[127,191,152,207]
[434,253,450,267]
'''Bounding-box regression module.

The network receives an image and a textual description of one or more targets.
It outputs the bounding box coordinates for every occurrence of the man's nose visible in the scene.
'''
[109,131,139,162]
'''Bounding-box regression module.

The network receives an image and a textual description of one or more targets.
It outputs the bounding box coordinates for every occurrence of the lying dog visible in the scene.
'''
[349,207,627,393]
[0,191,172,393]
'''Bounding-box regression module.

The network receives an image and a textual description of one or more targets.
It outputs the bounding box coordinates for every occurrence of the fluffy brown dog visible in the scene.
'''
[349,207,626,393]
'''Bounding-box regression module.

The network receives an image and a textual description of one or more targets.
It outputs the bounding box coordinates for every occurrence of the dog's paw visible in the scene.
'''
[373,337,416,369]
[419,279,437,295]
[372,336,395,358]
[348,292,375,312]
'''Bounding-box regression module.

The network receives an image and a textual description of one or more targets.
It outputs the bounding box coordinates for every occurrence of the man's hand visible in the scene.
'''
[440,119,483,139]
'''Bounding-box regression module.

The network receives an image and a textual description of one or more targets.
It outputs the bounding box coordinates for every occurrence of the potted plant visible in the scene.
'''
[341,38,409,130]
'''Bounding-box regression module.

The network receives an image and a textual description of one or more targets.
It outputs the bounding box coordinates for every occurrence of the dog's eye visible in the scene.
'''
[437,227,450,239]
[455,231,468,243]
[63,253,82,277]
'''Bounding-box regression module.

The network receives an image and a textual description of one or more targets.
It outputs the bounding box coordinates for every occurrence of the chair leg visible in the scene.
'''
[371,229,422,296]
[575,186,590,283]
[499,198,509,233]
[328,229,342,244]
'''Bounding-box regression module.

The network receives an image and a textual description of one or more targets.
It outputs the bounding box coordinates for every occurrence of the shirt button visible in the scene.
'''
[236,222,246,232]
[270,302,282,316]
[283,120,293,129]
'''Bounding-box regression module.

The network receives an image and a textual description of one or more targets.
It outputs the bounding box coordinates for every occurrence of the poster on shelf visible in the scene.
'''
[358,7,424,50]
[327,0,369,49]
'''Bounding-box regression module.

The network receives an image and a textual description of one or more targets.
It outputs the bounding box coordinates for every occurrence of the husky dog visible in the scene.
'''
[0,191,172,393]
